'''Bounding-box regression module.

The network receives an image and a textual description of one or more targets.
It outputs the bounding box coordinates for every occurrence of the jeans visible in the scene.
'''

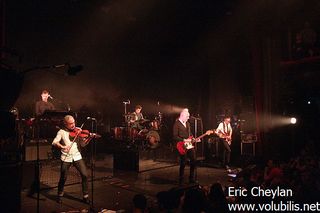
[222,139,231,166]
[58,159,88,196]
[179,148,196,181]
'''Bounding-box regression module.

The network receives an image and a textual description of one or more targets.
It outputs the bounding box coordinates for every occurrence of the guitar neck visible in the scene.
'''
[195,133,207,140]
[195,129,214,140]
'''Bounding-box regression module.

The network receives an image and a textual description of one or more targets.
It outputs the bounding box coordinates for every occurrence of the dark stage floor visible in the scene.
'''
[21,160,231,212]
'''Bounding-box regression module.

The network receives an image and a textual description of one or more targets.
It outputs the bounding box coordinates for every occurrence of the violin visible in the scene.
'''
[69,127,101,147]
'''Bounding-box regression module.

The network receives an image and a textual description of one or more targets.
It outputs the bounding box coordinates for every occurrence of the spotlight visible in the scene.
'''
[307,101,311,105]
[290,117,297,124]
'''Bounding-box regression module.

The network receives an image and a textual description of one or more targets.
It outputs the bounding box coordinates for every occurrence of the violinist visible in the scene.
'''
[52,115,90,203]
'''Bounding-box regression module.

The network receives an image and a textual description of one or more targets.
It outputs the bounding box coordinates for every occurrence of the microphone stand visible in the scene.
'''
[36,118,40,213]
[89,118,97,212]
[190,115,203,182]
[122,100,130,141]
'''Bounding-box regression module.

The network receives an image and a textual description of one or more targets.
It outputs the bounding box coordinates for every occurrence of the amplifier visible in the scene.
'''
[25,139,52,161]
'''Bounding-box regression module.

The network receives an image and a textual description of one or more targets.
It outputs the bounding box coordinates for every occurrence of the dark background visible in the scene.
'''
[2,0,320,158]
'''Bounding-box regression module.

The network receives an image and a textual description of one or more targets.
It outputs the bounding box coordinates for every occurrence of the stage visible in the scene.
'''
[21,158,231,212]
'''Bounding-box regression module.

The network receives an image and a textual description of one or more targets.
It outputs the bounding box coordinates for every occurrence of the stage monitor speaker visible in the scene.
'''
[25,139,52,161]
[239,112,256,133]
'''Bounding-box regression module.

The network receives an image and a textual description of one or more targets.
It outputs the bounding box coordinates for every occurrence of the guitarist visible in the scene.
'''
[173,108,198,185]
[215,116,233,170]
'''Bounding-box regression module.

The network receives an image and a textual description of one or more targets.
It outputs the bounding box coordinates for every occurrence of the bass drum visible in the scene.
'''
[146,130,160,149]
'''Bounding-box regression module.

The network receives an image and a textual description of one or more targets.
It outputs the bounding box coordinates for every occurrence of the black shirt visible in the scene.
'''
[35,100,55,116]
[173,119,191,144]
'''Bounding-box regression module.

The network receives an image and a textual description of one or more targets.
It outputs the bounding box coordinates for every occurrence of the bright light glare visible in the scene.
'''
[290,117,297,124]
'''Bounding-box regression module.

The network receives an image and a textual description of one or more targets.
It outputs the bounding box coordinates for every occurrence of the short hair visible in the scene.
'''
[41,90,49,94]
[135,105,142,110]
[64,115,74,123]
[224,115,231,120]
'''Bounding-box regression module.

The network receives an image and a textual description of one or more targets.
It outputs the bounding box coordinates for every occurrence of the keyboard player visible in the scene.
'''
[35,89,55,116]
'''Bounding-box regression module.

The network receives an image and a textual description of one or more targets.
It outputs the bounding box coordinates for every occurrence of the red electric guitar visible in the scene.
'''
[176,130,214,155]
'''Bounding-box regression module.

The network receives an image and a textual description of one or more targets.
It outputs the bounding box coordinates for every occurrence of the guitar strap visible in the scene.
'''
[223,122,229,135]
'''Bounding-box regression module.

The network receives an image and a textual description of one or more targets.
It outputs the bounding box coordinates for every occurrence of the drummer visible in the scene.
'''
[129,105,145,130]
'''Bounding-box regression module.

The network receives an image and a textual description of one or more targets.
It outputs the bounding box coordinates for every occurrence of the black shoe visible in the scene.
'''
[56,196,62,204]
[57,191,64,203]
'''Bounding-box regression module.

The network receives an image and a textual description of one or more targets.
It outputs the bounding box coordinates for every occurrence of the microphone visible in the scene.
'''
[48,95,53,99]
[123,99,130,104]
[87,117,96,120]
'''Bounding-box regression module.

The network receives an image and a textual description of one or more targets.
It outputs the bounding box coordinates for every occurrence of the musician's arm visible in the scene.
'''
[129,113,136,123]
[52,130,67,149]
[215,123,223,134]
[35,102,41,116]
[50,102,55,110]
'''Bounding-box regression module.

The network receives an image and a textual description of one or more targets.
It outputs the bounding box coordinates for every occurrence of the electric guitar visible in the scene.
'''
[216,131,232,145]
[176,130,214,155]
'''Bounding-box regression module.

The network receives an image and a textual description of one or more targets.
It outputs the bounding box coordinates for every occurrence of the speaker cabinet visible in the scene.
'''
[25,139,52,161]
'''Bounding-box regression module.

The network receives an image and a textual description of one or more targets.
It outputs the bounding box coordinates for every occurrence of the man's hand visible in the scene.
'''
[62,145,71,153]
[184,138,192,143]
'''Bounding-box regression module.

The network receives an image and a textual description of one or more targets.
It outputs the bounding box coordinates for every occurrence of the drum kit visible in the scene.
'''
[112,114,162,149]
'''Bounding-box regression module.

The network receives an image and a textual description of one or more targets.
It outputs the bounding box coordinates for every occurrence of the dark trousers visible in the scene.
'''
[222,140,231,166]
[179,148,196,181]
[58,159,88,196]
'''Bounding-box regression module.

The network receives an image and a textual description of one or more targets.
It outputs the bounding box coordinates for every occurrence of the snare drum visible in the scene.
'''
[113,127,124,140]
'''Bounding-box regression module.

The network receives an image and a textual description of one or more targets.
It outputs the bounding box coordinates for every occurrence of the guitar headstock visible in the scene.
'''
[205,129,215,135]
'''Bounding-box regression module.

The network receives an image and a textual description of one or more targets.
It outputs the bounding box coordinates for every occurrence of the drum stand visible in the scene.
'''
[122,100,131,143]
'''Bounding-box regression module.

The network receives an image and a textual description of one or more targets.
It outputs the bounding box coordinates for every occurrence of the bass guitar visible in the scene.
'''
[176,130,214,155]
